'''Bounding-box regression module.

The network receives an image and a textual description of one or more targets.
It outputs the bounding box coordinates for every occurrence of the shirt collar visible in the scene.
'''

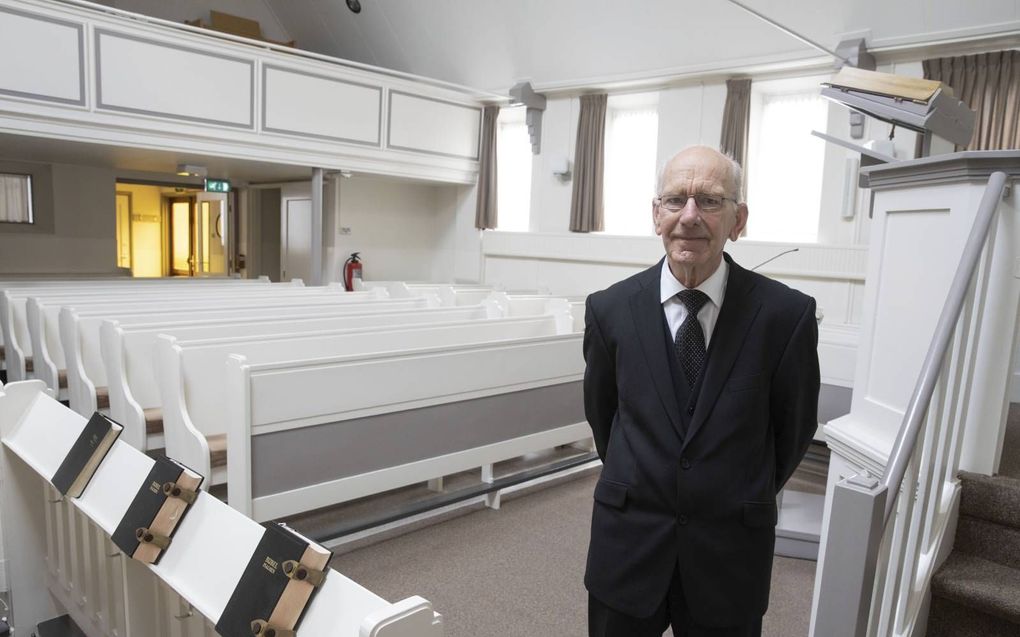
[659,257,728,308]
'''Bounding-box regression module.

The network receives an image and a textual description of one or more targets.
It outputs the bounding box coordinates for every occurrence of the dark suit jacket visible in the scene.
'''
[582,253,820,625]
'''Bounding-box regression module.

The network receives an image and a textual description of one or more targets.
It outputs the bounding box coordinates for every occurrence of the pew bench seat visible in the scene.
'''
[95,386,109,410]
[144,408,163,435]
[208,434,227,469]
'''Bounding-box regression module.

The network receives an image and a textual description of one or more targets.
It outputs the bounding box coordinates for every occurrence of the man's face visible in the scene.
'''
[652,148,748,276]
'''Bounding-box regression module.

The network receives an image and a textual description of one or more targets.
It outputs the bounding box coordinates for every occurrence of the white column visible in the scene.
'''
[311,168,324,286]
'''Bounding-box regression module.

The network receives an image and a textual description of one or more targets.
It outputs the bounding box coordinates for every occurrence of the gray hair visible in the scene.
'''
[655,146,744,203]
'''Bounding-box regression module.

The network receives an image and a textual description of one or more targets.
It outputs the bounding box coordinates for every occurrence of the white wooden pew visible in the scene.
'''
[224,329,586,520]
[22,284,353,393]
[0,279,288,383]
[359,282,497,306]
[0,380,442,636]
[101,304,505,450]
[62,295,426,417]
[156,315,575,493]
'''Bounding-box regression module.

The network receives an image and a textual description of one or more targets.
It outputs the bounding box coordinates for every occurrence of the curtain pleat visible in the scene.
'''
[719,78,752,199]
[569,94,608,233]
[474,105,500,230]
[923,50,1020,150]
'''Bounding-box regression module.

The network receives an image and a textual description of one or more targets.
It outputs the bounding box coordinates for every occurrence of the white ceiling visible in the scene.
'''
[100,0,1020,92]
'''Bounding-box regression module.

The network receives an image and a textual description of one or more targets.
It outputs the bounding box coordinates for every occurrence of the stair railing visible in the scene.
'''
[811,171,1010,637]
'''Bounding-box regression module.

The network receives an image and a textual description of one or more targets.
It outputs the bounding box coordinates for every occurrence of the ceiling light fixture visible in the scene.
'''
[346,0,361,14]
[175,163,207,178]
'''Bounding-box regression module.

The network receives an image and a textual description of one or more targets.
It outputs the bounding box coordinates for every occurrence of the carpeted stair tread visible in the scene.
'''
[958,471,1020,529]
[955,514,1020,570]
[931,552,1020,626]
[928,596,1020,637]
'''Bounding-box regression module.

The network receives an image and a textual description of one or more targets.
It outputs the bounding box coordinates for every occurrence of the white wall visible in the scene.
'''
[0,161,118,275]
[470,59,935,387]
[324,176,468,285]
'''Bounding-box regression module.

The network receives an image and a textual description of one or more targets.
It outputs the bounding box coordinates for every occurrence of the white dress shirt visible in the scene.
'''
[660,258,729,346]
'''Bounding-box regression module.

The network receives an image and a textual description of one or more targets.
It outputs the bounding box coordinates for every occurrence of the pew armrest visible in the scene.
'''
[101,321,146,449]
[26,299,58,392]
[155,335,212,480]
[361,596,443,637]
[1,292,27,382]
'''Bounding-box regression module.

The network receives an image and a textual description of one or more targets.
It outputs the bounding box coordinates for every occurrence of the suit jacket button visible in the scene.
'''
[687,405,695,415]
[678,514,689,525]
[681,458,691,470]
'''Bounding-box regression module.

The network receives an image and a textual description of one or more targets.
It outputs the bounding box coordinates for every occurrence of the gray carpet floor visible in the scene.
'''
[332,471,816,637]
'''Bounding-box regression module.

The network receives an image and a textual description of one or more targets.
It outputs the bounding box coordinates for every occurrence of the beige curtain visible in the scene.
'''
[923,50,1020,150]
[474,105,500,230]
[569,93,608,232]
[0,174,31,223]
[720,78,752,199]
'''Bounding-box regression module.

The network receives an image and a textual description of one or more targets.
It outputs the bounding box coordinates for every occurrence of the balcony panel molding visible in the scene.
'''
[387,90,482,160]
[95,29,254,129]
[0,0,484,185]
[262,64,382,147]
[0,5,84,106]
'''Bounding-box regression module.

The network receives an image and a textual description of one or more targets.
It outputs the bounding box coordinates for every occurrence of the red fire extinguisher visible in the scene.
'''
[342,252,363,291]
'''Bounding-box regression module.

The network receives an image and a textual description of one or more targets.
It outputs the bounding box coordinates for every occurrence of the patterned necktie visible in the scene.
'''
[674,289,709,388]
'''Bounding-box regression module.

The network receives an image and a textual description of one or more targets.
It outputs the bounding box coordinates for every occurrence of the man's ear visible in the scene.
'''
[652,200,663,236]
[729,203,748,241]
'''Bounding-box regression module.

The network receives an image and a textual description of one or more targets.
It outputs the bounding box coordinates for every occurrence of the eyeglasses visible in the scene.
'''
[655,193,736,213]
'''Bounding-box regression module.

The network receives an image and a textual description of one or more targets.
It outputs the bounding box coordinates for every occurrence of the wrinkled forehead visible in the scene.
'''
[661,154,735,196]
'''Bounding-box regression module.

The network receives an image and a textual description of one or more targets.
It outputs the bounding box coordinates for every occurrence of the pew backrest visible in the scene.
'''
[157,315,569,478]
[0,280,294,380]
[23,285,358,389]
[59,293,420,414]
[224,330,584,519]
[100,304,498,448]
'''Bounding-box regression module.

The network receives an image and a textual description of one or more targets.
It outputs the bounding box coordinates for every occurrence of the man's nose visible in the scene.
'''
[678,199,701,224]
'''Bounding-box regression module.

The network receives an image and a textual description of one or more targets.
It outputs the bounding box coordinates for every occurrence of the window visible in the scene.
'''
[0,173,33,224]
[495,107,533,232]
[603,94,659,235]
[745,82,829,243]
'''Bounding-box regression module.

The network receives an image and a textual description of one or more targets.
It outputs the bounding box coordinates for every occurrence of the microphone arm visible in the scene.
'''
[750,247,800,271]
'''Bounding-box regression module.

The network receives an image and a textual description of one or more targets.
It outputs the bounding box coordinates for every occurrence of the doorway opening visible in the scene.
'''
[115,182,231,277]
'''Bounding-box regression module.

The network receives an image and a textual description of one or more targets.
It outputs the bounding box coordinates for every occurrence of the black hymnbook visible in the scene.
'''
[215,522,332,637]
[50,411,123,498]
[111,455,204,564]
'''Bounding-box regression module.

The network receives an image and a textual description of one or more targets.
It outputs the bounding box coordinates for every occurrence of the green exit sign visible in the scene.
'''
[205,179,231,193]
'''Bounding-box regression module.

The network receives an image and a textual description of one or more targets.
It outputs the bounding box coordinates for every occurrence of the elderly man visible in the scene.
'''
[583,146,820,636]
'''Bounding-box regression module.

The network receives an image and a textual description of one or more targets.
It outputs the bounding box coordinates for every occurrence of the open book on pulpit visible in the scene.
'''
[215,522,333,637]
[111,455,203,564]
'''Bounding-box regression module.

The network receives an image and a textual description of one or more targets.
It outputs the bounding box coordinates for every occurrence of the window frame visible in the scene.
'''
[494,106,534,233]
[601,92,660,237]
[744,73,832,244]
[0,161,53,236]
[0,172,35,225]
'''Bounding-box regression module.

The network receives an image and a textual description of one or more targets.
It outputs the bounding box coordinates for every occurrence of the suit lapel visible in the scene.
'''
[682,255,762,452]
[628,262,684,440]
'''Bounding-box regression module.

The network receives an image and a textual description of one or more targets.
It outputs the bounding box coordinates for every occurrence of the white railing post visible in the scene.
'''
[812,474,888,637]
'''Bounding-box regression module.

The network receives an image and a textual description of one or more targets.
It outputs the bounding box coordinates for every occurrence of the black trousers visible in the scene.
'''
[588,565,763,637]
